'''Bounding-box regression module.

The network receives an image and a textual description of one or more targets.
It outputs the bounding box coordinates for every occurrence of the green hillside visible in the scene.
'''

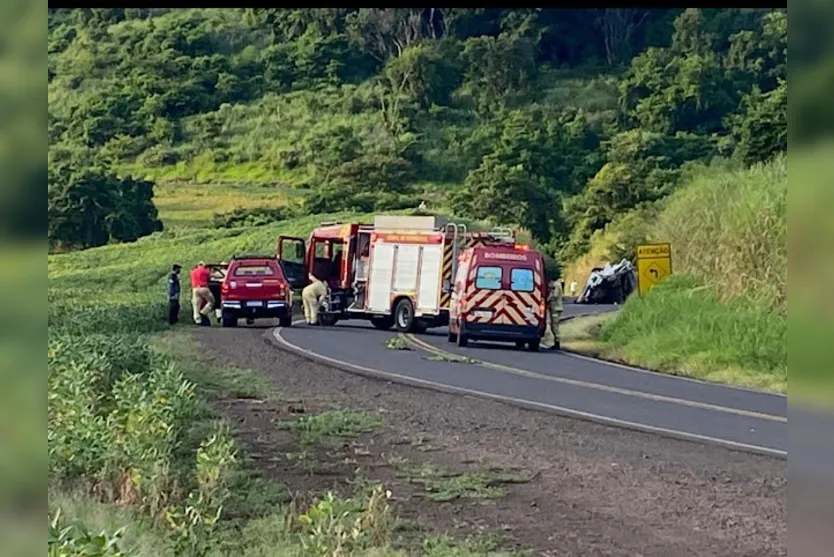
[49,8,786,258]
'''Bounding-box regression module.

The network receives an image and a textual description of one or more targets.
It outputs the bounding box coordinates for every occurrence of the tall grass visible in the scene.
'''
[653,155,787,312]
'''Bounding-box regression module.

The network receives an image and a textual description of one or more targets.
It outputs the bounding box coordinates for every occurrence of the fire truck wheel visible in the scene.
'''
[394,299,415,333]
[370,316,394,330]
[319,314,338,327]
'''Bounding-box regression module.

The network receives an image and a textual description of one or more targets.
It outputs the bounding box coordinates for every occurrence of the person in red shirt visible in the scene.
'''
[190,261,215,326]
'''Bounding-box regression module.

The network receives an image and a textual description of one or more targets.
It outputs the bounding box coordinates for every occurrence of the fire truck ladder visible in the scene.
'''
[443,222,468,296]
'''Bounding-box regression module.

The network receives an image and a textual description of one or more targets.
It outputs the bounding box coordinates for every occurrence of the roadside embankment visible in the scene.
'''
[563,156,787,394]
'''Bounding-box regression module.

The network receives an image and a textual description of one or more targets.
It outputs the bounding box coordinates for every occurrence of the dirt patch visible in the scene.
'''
[194,326,786,556]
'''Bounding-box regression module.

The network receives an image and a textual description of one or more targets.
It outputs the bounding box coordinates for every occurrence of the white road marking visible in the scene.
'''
[272,325,787,459]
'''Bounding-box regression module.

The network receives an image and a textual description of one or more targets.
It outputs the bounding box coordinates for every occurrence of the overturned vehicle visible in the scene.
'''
[577,259,637,305]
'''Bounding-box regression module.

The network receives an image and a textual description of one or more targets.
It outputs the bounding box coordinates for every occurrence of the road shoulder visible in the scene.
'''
[192,325,786,557]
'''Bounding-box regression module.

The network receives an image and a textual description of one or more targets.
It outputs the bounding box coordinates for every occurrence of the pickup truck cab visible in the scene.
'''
[218,255,293,328]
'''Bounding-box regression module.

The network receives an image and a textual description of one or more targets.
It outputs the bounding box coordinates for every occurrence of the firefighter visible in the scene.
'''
[302,272,328,325]
[545,273,564,350]
[190,261,215,326]
[168,263,182,325]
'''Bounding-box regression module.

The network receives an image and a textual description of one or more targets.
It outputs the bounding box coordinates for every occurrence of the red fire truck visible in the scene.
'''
[276,215,518,333]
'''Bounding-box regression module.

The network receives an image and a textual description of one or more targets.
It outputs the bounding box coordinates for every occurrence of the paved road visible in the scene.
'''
[272,302,787,458]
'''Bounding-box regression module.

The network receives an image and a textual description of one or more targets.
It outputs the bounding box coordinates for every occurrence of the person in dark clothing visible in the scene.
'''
[168,264,182,324]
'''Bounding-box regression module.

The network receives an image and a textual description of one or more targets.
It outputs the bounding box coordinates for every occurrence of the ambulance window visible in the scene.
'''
[475,266,502,290]
[510,268,535,292]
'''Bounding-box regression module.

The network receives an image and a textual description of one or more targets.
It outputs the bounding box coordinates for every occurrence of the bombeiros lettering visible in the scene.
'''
[483,252,528,261]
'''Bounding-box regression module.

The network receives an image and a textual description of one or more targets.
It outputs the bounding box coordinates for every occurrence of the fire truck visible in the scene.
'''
[276,215,518,333]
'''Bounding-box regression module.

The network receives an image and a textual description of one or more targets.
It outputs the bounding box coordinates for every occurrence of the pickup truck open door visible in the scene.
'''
[277,236,307,290]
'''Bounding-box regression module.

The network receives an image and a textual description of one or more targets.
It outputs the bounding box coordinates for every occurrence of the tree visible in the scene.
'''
[381,40,463,110]
[594,9,650,66]
[48,158,162,251]
[451,156,560,243]
[730,79,787,165]
[562,129,715,258]
[462,34,538,113]
[345,9,443,62]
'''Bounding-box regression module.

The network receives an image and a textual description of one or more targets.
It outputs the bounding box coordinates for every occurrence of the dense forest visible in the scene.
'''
[47,8,787,258]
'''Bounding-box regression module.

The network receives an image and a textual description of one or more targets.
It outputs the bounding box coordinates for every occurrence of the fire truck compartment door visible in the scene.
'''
[393,244,419,292]
[368,243,395,312]
[417,245,442,312]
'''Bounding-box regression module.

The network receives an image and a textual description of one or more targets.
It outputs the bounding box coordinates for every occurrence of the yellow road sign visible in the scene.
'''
[636,243,672,297]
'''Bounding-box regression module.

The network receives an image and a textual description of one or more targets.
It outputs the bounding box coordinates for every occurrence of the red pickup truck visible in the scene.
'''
[214,255,293,328]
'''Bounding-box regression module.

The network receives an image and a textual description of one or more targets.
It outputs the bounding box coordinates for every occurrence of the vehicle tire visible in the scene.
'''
[371,316,394,330]
[221,312,237,328]
[278,314,293,327]
[457,324,469,347]
[394,298,416,333]
[526,339,540,352]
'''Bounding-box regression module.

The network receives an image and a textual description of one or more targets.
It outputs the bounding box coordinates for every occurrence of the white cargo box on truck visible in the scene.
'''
[366,226,445,322]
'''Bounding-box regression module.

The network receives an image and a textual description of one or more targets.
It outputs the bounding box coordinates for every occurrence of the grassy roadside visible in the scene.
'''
[561,277,787,394]
[49,319,528,557]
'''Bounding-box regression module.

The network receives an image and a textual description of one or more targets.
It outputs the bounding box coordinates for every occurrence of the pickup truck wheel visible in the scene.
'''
[371,316,394,330]
[221,312,237,328]
[394,299,415,333]
[278,314,293,327]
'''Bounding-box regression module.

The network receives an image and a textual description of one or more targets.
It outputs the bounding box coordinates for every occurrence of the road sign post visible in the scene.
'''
[636,243,672,297]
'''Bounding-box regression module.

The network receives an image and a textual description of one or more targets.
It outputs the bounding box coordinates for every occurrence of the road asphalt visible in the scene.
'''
[272,302,787,458]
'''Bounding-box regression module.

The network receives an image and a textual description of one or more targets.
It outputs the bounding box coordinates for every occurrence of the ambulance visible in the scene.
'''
[276,215,519,333]
[448,242,547,351]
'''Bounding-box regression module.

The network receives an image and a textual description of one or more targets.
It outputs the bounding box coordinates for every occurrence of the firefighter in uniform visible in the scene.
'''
[545,275,564,350]
[168,264,182,325]
[302,272,328,325]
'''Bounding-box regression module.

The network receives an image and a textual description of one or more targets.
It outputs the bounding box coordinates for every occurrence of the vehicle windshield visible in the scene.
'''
[510,268,535,292]
[234,264,275,277]
[475,266,502,290]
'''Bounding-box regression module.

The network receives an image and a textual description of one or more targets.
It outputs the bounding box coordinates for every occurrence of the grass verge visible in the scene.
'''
[562,276,787,394]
